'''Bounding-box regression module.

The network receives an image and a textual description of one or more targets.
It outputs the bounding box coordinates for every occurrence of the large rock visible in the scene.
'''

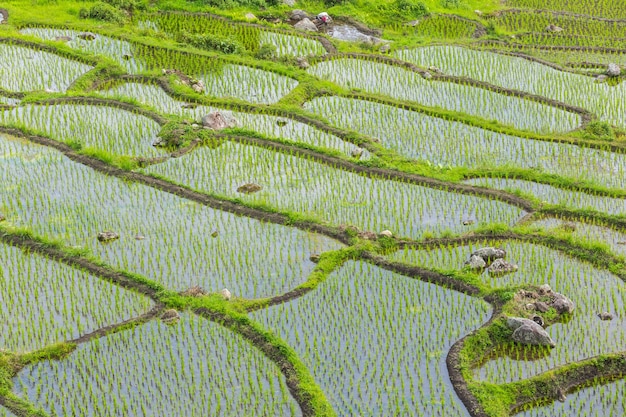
[78,32,97,41]
[507,317,555,347]
[97,231,119,242]
[607,63,621,77]
[545,24,563,32]
[294,18,318,32]
[465,254,487,270]
[237,183,262,194]
[472,247,506,262]
[487,258,518,275]
[551,292,575,314]
[201,111,238,130]
[290,9,308,22]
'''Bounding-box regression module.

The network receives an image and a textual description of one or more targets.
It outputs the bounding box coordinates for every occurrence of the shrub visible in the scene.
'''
[79,2,126,23]
[255,44,277,60]
[178,32,242,54]
[582,120,616,141]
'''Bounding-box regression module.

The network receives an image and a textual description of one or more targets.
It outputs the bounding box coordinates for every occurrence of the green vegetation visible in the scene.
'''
[0,0,625,416]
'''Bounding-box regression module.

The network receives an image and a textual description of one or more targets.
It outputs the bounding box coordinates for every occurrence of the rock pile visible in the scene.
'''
[464,246,518,275]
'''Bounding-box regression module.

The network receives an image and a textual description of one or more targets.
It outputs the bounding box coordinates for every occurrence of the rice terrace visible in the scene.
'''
[1,0,626,414]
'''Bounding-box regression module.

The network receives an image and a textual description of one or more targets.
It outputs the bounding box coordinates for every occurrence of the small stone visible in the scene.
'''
[474,10,483,16]
[472,247,506,262]
[550,292,575,314]
[351,147,364,159]
[534,301,550,313]
[380,230,393,238]
[296,57,309,69]
[525,303,535,311]
[78,32,97,41]
[595,74,608,83]
[538,284,552,296]
[532,315,545,327]
[358,231,378,240]
[487,258,518,276]
[290,9,308,21]
[557,389,567,403]
[598,311,614,321]
[0,214,5,222]
[191,123,199,129]
[182,286,208,297]
[201,111,238,130]
[97,231,119,242]
[421,71,432,80]
[546,24,563,32]
[283,0,296,6]
[607,63,621,77]
[310,254,321,263]
[294,18,318,32]
[211,231,219,238]
[428,66,442,74]
[161,309,180,323]
[244,13,257,20]
[237,183,262,194]
[462,219,475,226]
[135,235,145,240]
[379,43,390,54]
[219,288,232,301]
[465,254,487,270]
[191,80,205,93]
[406,20,420,26]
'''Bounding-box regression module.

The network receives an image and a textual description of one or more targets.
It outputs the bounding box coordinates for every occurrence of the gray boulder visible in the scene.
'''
[78,32,97,41]
[465,254,486,270]
[472,247,506,262]
[551,292,575,314]
[607,63,621,77]
[507,317,555,347]
[546,24,563,32]
[487,258,518,275]
[294,18,318,32]
[290,9,308,21]
[201,111,237,130]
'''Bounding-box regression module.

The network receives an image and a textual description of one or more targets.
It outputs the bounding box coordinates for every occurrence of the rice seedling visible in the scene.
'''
[20,28,143,73]
[99,82,364,156]
[307,58,581,134]
[396,46,626,129]
[505,0,626,19]
[0,407,16,417]
[138,13,326,58]
[0,133,343,298]
[305,97,626,189]
[143,140,526,239]
[12,313,302,417]
[407,15,477,39]
[0,242,153,353]
[390,240,626,384]
[0,96,20,106]
[0,43,92,93]
[516,378,626,417]
[252,260,492,417]
[198,64,298,104]
[0,103,163,157]
[465,178,626,216]
[531,217,626,256]
[259,32,327,58]
[492,11,626,40]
